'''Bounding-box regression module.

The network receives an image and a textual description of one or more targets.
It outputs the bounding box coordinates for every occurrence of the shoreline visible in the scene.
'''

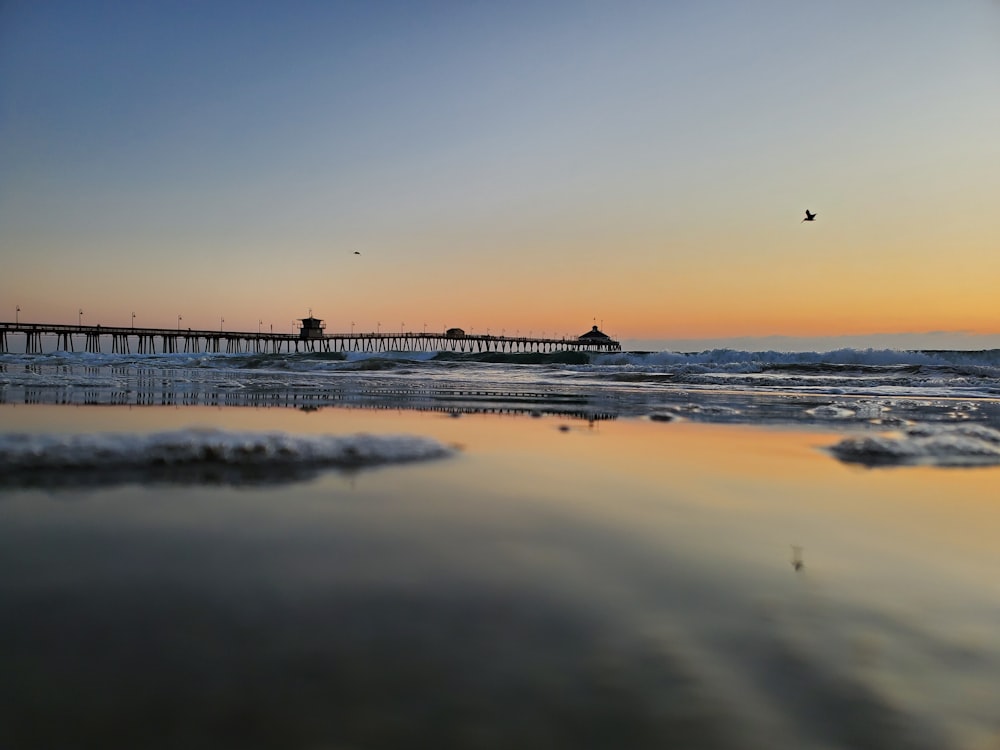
[2,405,1000,747]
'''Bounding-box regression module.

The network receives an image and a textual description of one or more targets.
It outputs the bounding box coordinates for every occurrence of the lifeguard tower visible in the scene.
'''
[299,314,327,340]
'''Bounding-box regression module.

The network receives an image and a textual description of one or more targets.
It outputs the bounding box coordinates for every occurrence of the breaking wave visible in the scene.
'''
[829,424,1000,467]
[0,429,455,487]
[592,348,1000,369]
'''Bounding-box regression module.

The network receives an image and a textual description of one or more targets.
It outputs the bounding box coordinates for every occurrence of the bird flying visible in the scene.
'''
[791,545,804,571]
[353,251,361,255]
[802,210,817,222]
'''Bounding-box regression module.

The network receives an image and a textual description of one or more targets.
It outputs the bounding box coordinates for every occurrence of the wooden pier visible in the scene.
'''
[0,322,621,356]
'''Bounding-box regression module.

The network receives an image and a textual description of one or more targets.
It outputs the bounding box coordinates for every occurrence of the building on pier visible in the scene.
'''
[2,319,621,355]
[578,325,612,343]
[299,316,326,340]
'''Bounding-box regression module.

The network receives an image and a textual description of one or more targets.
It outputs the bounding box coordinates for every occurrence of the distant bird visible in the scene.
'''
[802,210,817,222]
[353,251,361,255]
[791,545,804,571]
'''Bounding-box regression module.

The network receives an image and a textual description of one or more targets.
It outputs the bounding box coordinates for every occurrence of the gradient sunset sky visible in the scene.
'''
[2,1,998,349]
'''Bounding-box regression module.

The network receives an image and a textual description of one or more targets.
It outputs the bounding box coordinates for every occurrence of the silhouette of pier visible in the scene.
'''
[0,321,621,355]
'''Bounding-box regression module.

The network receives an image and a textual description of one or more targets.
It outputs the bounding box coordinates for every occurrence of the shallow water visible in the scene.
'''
[2,404,999,749]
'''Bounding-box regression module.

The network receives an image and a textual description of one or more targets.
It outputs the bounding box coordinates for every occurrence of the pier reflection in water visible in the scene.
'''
[0,363,617,420]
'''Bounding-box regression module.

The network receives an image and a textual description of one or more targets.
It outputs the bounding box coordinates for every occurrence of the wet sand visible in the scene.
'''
[2,405,999,749]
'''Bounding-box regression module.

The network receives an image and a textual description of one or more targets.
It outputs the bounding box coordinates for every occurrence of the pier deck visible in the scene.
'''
[0,322,621,355]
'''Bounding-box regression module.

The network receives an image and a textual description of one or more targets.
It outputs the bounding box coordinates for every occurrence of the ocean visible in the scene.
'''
[2,346,1000,748]
[5,346,1000,466]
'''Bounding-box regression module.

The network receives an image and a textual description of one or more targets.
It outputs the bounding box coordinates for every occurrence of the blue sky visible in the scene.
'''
[2,1,999,348]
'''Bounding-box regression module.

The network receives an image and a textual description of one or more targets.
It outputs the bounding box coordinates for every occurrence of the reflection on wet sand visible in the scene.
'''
[2,410,1000,748]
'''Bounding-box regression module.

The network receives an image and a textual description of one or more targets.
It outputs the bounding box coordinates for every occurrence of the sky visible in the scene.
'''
[2,0,999,350]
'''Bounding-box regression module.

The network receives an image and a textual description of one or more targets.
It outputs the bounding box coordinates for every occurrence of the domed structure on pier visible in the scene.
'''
[577,325,611,341]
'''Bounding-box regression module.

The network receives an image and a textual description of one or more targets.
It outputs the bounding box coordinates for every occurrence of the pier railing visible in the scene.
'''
[0,322,621,355]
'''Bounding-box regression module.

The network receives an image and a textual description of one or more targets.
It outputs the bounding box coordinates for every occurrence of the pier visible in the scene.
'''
[0,321,621,356]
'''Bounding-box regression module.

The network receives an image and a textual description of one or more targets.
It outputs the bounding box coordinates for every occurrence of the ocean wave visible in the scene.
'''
[0,429,455,486]
[4,347,1000,418]
[431,350,591,365]
[5,346,1000,377]
[828,424,1000,467]
[593,347,1000,369]
[339,358,408,371]
[569,349,1000,397]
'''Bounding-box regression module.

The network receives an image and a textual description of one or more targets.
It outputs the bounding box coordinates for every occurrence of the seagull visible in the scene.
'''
[791,545,804,571]
[802,210,817,222]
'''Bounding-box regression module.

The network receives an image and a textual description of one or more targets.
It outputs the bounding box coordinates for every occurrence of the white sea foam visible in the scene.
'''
[674,403,742,416]
[0,429,455,473]
[842,400,890,419]
[829,424,1000,467]
[806,405,857,419]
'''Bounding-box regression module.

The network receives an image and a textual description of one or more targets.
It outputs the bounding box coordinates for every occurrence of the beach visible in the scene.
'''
[3,395,1000,749]
[5,1,1000,746]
